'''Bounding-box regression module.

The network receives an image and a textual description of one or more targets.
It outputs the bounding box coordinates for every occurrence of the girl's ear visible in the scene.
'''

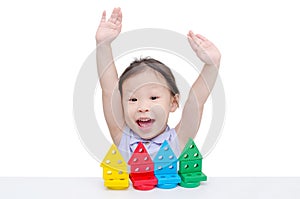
[170,94,180,112]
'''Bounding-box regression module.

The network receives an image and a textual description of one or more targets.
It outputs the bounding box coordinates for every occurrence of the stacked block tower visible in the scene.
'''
[153,140,181,189]
[128,142,158,190]
[100,144,129,190]
[100,138,207,190]
[178,138,207,188]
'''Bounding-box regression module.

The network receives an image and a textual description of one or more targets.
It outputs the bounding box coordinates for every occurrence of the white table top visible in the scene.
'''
[1,177,300,199]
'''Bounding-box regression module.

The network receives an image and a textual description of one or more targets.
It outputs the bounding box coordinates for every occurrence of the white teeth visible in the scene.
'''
[139,118,150,122]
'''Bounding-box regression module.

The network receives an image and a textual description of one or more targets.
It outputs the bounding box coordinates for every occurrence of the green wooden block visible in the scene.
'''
[179,138,203,160]
[178,138,203,174]
[179,171,207,182]
[179,180,200,188]
[179,171,207,188]
[179,159,202,174]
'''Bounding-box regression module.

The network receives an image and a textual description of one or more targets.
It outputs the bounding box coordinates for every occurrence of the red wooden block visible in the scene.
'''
[128,142,157,190]
[129,173,158,190]
[130,164,155,175]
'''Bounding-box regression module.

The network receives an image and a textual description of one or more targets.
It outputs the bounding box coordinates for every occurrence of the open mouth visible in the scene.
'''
[136,118,155,129]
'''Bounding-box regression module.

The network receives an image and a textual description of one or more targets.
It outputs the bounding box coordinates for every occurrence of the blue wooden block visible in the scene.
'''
[156,174,181,184]
[157,183,178,189]
[153,140,181,189]
[153,140,178,176]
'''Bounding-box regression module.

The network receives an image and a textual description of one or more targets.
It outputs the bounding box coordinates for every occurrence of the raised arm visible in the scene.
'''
[175,31,221,149]
[95,8,125,145]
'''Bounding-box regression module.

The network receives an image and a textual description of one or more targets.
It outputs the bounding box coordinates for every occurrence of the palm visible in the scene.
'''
[187,31,221,66]
[96,8,122,44]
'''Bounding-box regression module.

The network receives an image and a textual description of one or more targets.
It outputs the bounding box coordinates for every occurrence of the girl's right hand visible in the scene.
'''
[95,7,122,45]
[187,31,221,67]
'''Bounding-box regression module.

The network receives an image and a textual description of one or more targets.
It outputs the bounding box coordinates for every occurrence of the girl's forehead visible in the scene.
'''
[123,69,168,90]
[123,70,167,88]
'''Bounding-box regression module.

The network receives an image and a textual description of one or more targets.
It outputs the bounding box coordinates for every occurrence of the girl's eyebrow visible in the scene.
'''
[123,88,135,94]
[123,89,136,98]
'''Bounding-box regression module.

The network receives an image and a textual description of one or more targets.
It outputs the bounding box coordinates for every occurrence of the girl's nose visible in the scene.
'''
[138,104,149,113]
[138,107,149,113]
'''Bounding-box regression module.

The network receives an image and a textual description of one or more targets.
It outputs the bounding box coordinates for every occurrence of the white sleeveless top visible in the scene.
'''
[118,125,181,162]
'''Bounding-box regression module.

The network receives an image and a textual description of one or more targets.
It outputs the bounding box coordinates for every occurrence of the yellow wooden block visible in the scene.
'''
[104,178,130,190]
[102,167,128,180]
[100,144,129,181]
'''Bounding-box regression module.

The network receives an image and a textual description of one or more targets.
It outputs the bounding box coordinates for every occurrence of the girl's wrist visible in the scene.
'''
[96,41,112,49]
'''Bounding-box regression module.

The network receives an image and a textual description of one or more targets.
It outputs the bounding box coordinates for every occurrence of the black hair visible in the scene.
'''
[118,57,180,97]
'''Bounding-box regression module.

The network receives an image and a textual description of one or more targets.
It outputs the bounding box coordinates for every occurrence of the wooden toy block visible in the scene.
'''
[178,138,203,173]
[179,171,207,182]
[153,140,181,189]
[102,167,128,180]
[178,138,207,188]
[128,142,157,190]
[100,144,129,190]
[129,174,158,187]
[104,178,130,189]
[178,159,202,174]
[154,140,178,175]
[155,174,181,189]
[179,180,201,188]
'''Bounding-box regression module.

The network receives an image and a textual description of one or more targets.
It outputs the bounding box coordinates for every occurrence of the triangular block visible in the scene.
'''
[179,138,202,161]
[153,140,181,189]
[101,144,128,171]
[153,140,178,174]
[178,138,207,188]
[100,144,129,189]
[178,138,203,174]
[128,142,157,190]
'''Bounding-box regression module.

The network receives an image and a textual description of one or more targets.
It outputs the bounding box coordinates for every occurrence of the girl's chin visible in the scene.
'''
[134,126,166,140]
[135,127,153,137]
[130,125,153,138]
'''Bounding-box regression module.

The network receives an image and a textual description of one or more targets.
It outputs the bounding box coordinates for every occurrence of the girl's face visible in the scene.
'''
[121,69,178,139]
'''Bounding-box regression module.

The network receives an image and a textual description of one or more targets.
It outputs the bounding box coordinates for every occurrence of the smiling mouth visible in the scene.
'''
[136,118,155,129]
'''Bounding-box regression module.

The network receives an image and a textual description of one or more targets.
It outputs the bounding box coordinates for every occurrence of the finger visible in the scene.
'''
[108,8,115,22]
[109,7,120,23]
[187,35,198,51]
[189,30,202,46]
[195,34,207,41]
[101,10,106,22]
[196,34,214,47]
[115,9,122,26]
[188,30,195,39]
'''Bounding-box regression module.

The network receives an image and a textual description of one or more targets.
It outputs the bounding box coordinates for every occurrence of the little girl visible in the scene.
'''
[95,7,221,161]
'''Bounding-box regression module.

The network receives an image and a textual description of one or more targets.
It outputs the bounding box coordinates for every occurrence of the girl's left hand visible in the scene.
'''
[187,31,221,66]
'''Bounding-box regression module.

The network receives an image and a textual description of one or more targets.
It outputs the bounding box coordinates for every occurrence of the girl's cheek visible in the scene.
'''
[151,104,166,116]
[124,104,136,116]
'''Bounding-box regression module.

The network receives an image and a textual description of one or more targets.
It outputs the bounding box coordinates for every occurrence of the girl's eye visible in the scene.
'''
[129,98,137,102]
[150,96,159,100]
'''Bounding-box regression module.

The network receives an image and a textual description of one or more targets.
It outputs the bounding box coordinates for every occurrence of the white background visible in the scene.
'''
[0,0,300,177]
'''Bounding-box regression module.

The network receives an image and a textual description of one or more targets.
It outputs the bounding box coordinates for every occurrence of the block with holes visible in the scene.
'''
[100,144,129,190]
[153,140,181,189]
[128,142,157,190]
[178,138,207,188]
